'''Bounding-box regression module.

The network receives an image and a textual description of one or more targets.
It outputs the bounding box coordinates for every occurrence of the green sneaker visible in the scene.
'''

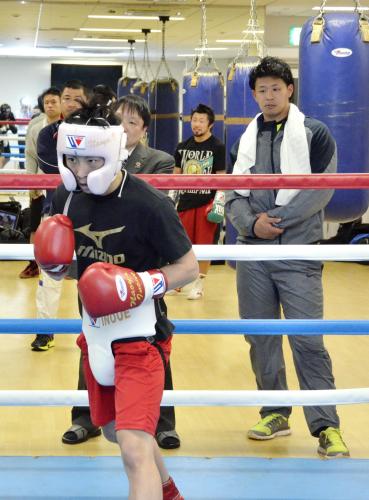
[247,413,291,440]
[318,427,350,458]
[31,334,55,351]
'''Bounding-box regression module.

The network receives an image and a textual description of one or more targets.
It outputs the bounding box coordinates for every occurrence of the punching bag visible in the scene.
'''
[132,79,149,103]
[224,59,260,269]
[299,13,369,222]
[148,78,179,155]
[117,77,139,98]
[226,58,259,172]
[182,60,224,141]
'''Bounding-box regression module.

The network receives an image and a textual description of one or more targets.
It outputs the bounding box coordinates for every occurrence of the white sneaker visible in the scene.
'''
[187,276,204,300]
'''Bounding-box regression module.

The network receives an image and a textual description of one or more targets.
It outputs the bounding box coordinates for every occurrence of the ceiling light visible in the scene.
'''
[216,39,261,44]
[177,53,198,57]
[80,28,161,33]
[68,45,131,50]
[194,47,228,51]
[0,47,126,58]
[242,29,264,34]
[312,6,369,11]
[73,37,145,43]
[88,15,185,21]
[216,39,243,43]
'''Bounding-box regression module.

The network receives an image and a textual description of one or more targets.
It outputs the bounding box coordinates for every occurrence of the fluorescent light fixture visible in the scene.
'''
[194,47,228,51]
[177,53,197,57]
[289,27,302,47]
[242,29,264,34]
[88,15,185,21]
[216,39,243,43]
[0,47,126,58]
[69,45,131,50]
[73,37,145,43]
[312,6,369,11]
[80,28,161,33]
[216,39,260,44]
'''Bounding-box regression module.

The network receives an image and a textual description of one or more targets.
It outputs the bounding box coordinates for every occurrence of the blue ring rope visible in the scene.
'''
[0,153,25,158]
[0,319,369,335]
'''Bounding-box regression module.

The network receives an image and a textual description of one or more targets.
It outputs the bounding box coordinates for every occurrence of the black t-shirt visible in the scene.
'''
[51,173,192,339]
[174,135,225,212]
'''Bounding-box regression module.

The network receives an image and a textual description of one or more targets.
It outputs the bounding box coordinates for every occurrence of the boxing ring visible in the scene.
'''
[1,173,369,498]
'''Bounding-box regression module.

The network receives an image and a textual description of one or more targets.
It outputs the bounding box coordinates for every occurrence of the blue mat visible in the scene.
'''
[0,456,368,499]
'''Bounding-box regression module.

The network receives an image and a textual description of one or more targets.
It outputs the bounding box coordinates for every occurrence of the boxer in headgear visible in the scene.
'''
[34,102,198,499]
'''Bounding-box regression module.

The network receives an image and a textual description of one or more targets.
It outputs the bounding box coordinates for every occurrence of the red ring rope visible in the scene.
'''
[0,120,30,125]
[0,173,369,190]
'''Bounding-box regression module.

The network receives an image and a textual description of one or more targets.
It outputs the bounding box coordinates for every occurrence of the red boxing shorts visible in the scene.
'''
[179,203,218,244]
[77,333,172,436]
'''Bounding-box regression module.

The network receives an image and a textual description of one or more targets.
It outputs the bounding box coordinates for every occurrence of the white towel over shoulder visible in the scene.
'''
[233,103,310,206]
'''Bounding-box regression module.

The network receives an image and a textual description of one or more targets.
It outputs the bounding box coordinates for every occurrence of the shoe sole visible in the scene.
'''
[62,428,102,445]
[31,341,55,351]
[248,429,292,440]
[187,293,203,300]
[317,447,350,459]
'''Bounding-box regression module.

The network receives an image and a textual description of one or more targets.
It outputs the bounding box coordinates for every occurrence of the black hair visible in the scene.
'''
[61,80,91,100]
[93,84,117,100]
[37,94,45,113]
[190,103,215,126]
[249,56,294,90]
[65,102,120,127]
[0,103,13,120]
[114,94,151,128]
[41,86,61,102]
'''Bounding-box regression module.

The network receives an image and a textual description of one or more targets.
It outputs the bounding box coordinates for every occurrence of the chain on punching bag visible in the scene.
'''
[299,0,369,222]
[131,30,153,103]
[182,0,224,141]
[148,17,179,155]
[117,40,140,98]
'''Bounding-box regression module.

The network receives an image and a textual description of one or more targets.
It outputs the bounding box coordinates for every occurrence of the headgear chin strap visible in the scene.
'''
[57,122,128,195]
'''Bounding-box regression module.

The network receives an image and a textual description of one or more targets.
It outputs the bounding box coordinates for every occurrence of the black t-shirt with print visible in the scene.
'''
[51,173,192,339]
[174,135,225,212]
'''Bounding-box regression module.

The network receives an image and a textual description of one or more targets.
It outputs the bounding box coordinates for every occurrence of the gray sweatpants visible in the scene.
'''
[237,259,339,437]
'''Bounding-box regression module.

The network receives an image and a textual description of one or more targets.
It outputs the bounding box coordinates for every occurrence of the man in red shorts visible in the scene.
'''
[174,103,225,300]
[34,102,198,499]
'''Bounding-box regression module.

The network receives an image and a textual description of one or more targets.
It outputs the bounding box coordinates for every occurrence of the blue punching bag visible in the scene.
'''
[117,77,139,98]
[131,80,149,103]
[225,59,260,269]
[225,58,260,172]
[148,78,179,155]
[182,58,224,141]
[299,12,369,222]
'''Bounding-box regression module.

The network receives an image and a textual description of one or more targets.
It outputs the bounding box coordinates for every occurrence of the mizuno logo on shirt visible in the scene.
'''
[74,224,125,249]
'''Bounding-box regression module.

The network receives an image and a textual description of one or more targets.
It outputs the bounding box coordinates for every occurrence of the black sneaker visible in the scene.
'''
[31,334,55,351]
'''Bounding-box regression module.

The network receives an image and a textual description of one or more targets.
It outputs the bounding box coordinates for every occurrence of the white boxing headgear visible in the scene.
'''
[57,121,128,195]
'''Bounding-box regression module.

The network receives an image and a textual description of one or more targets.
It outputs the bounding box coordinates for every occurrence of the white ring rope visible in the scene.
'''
[0,136,25,141]
[2,243,369,262]
[0,389,368,407]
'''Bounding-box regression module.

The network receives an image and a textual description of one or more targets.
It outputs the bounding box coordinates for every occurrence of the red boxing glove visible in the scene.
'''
[78,262,168,318]
[34,214,75,280]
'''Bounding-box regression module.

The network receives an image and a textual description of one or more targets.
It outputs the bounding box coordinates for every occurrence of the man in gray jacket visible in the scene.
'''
[226,57,349,459]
